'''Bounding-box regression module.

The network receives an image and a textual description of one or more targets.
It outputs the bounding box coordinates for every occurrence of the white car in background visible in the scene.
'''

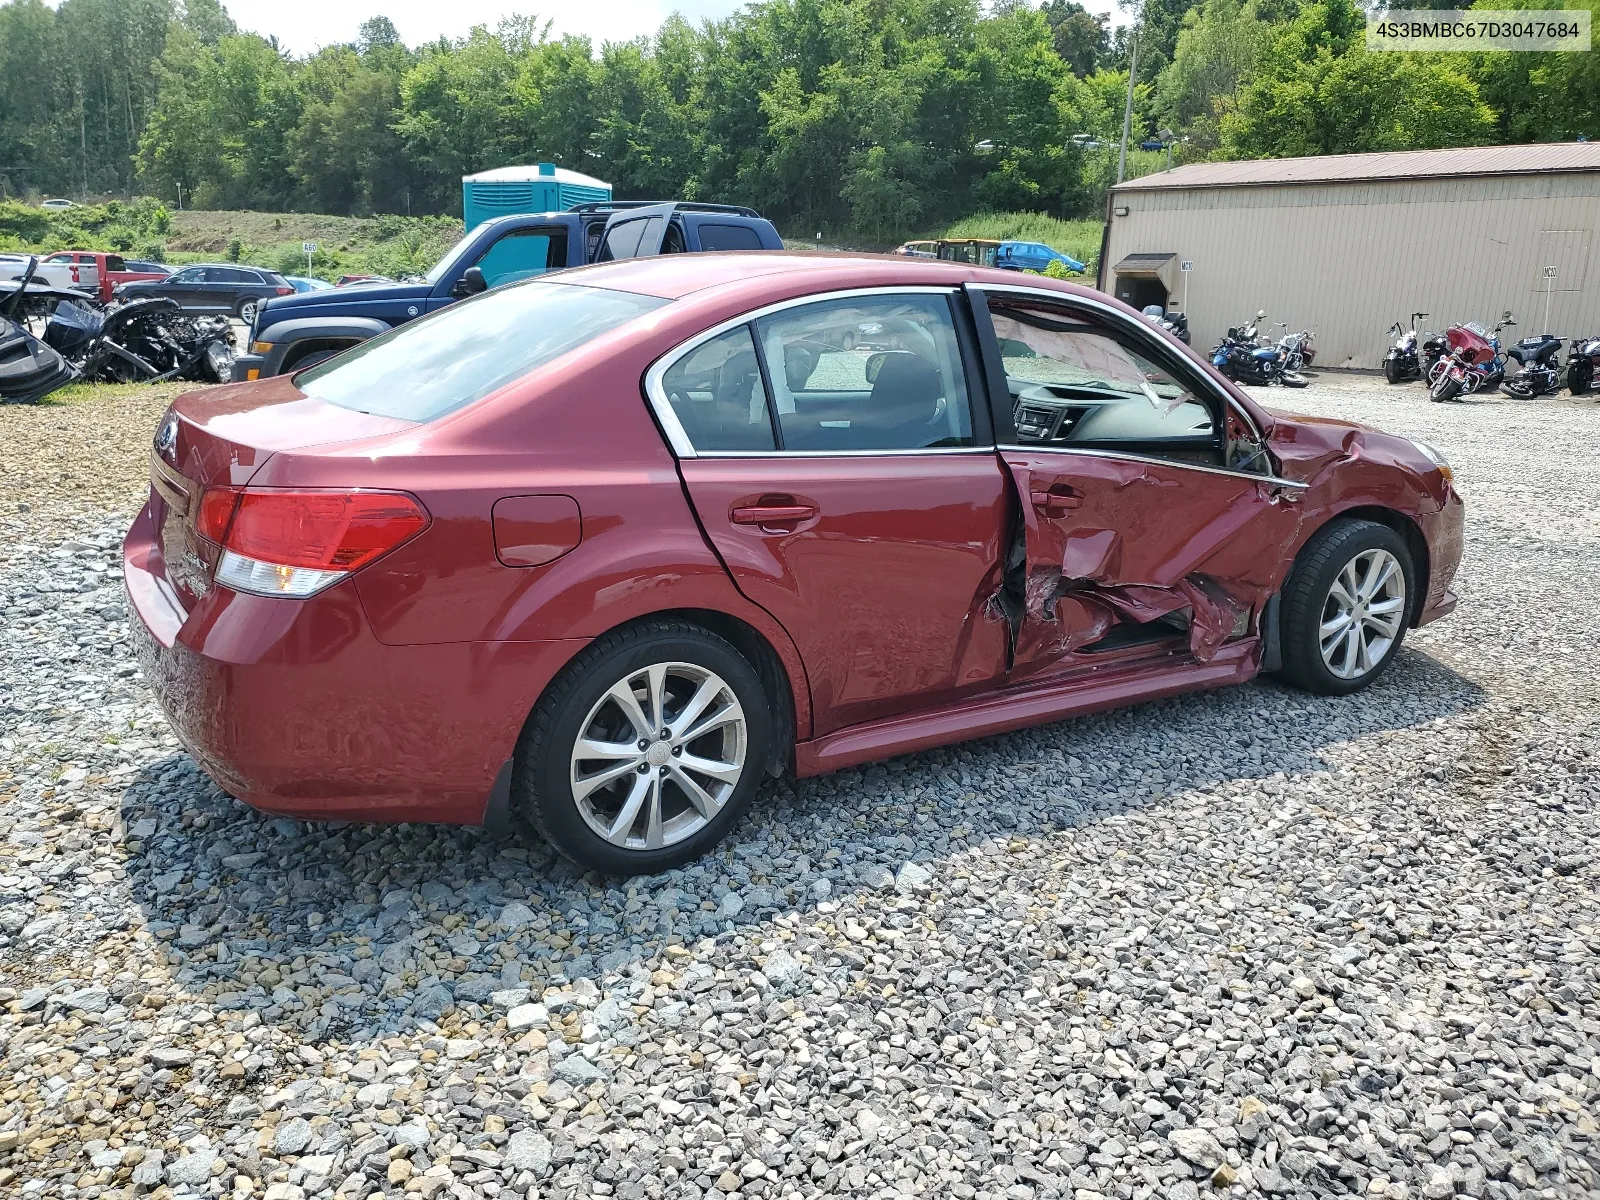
[40,198,77,210]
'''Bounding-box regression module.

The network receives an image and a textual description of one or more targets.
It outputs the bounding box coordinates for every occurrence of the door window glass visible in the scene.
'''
[168,268,203,283]
[990,303,1217,455]
[598,216,666,261]
[660,326,776,452]
[475,229,568,287]
[696,223,764,251]
[753,294,974,451]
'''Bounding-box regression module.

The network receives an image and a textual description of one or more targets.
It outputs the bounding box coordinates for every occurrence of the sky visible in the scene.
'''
[197,0,1124,56]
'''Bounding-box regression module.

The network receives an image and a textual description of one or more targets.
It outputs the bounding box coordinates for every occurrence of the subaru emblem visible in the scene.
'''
[154,414,179,459]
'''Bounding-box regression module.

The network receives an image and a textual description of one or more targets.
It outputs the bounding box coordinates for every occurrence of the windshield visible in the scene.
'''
[297,281,668,422]
[423,222,500,285]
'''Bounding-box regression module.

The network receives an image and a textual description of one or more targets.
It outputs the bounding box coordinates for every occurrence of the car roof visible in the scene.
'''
[554,251,1096,302]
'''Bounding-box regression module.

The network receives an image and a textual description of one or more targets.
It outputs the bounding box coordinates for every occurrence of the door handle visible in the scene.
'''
[1029,485,1082,513]
[730,496,819,528]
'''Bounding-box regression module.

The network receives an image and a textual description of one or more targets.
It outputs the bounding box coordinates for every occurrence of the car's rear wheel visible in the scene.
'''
[237,299,259,323]
[515,620,772,875]
[1277,519,1413,696]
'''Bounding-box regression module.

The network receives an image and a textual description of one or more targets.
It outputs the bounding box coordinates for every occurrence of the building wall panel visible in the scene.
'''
[1103,174,1599,369]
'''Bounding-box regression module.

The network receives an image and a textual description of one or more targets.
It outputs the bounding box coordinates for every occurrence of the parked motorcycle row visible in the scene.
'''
[1383,310,1600,402]
[0,255,234,404]
[1209,310,1316,388]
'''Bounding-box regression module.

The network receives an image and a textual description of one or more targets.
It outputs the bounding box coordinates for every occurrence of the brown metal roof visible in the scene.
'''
[1112,142,1600,191]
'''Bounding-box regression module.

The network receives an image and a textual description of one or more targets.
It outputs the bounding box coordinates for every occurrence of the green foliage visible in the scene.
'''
[1042,258,1076,279]
[0,0,1589,248]
[224,237,243,262]
[936,211,1103,267]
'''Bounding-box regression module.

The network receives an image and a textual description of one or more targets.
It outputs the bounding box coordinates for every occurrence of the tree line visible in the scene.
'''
[0,0,1594,243]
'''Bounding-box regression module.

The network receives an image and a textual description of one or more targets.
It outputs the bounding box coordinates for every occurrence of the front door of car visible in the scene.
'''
[659,289,1010,737]
[162,266,206,307]
[969,287,1304,680]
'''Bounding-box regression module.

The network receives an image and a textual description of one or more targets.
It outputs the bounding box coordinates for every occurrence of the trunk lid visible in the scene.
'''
[148,376,416,608]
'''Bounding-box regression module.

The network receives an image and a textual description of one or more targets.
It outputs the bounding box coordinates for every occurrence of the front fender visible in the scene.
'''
[255,315,392,375]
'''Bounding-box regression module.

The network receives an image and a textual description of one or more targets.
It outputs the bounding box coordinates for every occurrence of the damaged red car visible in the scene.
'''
[123,254,1463,874]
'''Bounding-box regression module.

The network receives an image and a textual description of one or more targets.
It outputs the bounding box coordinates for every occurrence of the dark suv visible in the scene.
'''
[234,202,783,380]
[115,264,293,323]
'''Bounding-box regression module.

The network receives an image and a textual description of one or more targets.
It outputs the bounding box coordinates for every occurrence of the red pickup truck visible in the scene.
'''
[40,251,169,303]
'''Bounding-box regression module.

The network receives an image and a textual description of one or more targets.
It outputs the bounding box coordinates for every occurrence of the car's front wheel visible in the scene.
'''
[1277,519,1414,695]
[516,621,772,875]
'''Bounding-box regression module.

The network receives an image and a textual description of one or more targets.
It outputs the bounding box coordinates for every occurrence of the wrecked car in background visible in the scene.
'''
[0,256,234,403]
[124,255,1463,875]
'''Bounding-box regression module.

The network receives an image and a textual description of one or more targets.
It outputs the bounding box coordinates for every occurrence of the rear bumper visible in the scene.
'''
[123,501,588,824]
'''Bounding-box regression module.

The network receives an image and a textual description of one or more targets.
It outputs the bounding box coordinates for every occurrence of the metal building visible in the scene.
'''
[1098,143,1600,369]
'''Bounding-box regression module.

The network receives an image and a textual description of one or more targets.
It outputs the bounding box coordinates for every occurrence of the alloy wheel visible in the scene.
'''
[1319,548,1407,680]
[569,661,747,851]
[240,300,257,323]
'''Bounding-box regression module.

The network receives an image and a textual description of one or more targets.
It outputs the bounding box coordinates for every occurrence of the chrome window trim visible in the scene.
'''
[967,282,1267,444]
[999,443,1308,489]
[643,285,979,459]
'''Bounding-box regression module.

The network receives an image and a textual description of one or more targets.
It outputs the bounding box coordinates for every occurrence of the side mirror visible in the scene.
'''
[451,266,487,299]
[1256,309,1267,320]
[1502,310,1514,322]
[864,352,888,384]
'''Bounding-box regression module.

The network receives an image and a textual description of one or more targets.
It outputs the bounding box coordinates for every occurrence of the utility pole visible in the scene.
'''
[1117,9,1142,185]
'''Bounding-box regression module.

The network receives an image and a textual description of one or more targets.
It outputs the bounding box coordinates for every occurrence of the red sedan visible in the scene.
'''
[124,254,1463,875]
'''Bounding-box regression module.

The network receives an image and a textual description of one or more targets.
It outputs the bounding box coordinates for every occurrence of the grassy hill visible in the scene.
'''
[1,198,1103,282]
[934,212,1103,270]
[0,199,462,282]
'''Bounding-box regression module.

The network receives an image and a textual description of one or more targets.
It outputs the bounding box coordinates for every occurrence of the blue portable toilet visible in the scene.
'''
[461,163,612,229]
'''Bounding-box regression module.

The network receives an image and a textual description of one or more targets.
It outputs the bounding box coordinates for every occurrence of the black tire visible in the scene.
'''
[1429,372,1460,403]
[1276,518,1415,696]
[1569,362,1593,396]
[1384,357,1403,385]
[514,620,773,875]
[284,348,338,374]
[1279,371,1309,388]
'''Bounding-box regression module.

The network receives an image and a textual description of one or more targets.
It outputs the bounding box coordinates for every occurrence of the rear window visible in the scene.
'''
[106,255,126,271]
[296,281,668,422]
[697,223,765,251]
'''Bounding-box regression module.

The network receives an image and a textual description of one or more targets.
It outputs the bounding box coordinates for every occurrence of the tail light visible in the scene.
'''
[195,488,428,598]
[69,265,80,283]
[275,286,292,295]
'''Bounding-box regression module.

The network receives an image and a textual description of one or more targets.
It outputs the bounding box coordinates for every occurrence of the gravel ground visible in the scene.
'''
[2,375,1598,1200]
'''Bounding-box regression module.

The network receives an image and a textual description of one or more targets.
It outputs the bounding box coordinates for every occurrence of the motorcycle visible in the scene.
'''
[1430,314,1512,402]
[1428,313,1514,401]
[1211,310,1308,388]
[1567,334,1599,395]
[1499,332,1565,399]
[1140,304,1191,345]
[1383,312,1434,384]
[1275,323,1315,372]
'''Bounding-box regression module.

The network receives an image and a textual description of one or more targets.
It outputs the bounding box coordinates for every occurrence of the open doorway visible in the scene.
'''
[1115,275,1169,311]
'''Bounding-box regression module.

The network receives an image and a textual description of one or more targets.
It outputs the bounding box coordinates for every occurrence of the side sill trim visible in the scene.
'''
[793,642,1259,777]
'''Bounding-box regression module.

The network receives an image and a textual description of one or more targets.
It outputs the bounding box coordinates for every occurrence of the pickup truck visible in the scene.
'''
[235,201,785,380]
[1,253,80,292]
[41,251,169,302]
